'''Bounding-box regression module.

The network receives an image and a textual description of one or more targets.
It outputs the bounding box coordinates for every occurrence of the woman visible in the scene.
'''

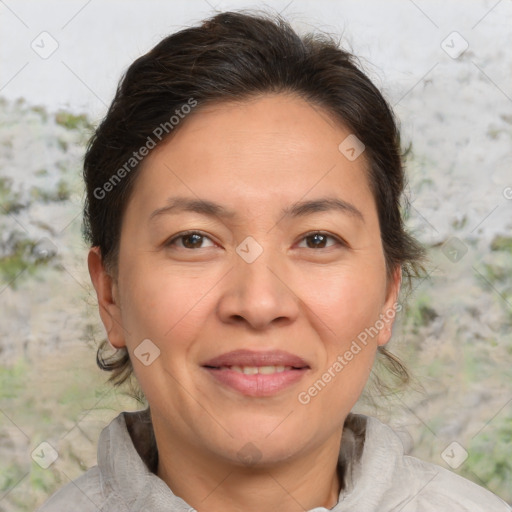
[38,10,511,512]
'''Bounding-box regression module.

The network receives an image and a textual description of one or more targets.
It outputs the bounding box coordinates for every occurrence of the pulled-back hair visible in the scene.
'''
[83,10,425,395]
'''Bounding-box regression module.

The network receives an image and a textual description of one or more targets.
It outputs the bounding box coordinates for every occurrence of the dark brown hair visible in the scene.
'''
[83,10,425,395]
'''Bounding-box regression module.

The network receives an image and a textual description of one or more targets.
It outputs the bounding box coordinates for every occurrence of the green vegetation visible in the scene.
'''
[401,288,438,336]
[465,413,512,500]
[1,101,511,511]
[0,359,28,400]
[54,111,92,131]
[0,234,58,290]
[0,176,23,214]
[490,235,512,253]
[30,105,48,123]
[28,179,71,203]
[0,353,139,511]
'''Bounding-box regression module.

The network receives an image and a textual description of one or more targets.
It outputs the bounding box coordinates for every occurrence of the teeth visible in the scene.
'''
[260,365,284,374]
[227,365,291,374]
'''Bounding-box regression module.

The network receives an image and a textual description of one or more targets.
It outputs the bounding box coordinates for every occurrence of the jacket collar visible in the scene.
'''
[97,408,383,511]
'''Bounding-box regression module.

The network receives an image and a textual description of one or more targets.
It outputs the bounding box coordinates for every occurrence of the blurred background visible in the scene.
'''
[0,0,511,510]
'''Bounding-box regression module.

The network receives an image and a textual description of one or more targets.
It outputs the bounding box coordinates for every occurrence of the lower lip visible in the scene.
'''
[203,367,308,397]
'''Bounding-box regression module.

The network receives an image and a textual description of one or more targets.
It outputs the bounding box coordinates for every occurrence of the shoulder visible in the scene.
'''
[349,415,512,511]
[35,410,154,512]
[35,466,108,512]
[399,452,511,511]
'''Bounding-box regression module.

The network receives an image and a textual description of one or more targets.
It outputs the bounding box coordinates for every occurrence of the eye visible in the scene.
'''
[165,230,216,249]
[297,231,345,249]
[165,230,345,251]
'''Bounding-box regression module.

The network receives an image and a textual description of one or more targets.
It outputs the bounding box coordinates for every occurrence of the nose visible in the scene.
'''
[216,247,299,330]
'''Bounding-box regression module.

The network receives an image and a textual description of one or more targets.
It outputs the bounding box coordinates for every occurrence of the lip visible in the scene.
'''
[201,349,309,368]
[204,367,308,397]
[201,349,310,397]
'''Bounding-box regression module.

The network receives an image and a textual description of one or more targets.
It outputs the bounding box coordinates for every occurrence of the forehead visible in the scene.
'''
[157,94,358,165]
[129,93,375,221]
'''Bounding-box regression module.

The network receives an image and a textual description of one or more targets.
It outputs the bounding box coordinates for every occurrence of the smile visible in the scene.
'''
[203,365,309,397]
[219,365,293,374]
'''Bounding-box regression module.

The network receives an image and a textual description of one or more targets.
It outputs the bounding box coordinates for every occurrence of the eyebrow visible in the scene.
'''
[149,195,364,223]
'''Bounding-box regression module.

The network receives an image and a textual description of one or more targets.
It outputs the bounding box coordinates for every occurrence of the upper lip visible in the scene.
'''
[201,349,310,368]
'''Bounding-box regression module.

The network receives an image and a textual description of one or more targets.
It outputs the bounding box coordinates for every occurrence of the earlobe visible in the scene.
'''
[87,247,126,349]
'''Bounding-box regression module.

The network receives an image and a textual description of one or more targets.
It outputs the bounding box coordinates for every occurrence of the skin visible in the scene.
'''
[88,93,401,512]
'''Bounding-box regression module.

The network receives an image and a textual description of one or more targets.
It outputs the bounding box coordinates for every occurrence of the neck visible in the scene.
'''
[153,421,344,512]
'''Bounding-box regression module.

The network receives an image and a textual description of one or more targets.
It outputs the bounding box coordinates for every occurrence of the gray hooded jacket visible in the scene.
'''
[37,409,512,511]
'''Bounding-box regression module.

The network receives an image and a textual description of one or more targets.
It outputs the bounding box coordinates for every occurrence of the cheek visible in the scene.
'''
[117,262,218,405]
[295,271,382,417]
[119,260,219,346]
[295,263,386,343]
[119,252,386,347]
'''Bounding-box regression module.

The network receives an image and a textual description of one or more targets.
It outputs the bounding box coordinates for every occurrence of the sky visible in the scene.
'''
[1,0,509,121]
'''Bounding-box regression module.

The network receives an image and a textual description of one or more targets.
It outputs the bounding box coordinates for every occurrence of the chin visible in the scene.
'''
[226,440,301,470]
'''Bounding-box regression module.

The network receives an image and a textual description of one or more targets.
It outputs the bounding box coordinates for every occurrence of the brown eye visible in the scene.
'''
[297,232,343,249]
[166,231,215,249]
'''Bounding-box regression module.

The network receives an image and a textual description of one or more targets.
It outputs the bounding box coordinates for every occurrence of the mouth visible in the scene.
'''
[205,364,303,374]
[201,349,310,397]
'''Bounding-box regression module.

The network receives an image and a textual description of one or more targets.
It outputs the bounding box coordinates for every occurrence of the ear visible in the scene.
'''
[377,266,402,347]
[87,247,126,349]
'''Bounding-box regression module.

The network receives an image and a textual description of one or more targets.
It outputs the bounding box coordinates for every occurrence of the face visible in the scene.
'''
[90,93,401,468]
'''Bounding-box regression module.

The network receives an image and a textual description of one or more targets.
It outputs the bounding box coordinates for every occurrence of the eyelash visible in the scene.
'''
[165,230,346,250]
